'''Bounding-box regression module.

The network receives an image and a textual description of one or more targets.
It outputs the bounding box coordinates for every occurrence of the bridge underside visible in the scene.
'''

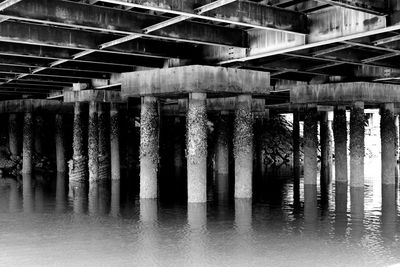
[0,0,400,204]
[0,0,396,103]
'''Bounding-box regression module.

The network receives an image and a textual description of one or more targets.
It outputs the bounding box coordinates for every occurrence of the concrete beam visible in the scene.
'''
[0,99,72,113]
[63,90,122,103]
[5,0,246,48]
[93,0,307,33]
[290,82,400,105]
[0,21,208,57]
[122,65,270,98]
[316,0,387,15]
[308,6,386,43]
[163,97,265,113]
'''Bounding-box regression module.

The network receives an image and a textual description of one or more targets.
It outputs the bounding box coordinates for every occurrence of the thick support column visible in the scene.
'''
[22,112,33,174]
[88,101,99,183]
[110,103,120,180]
[34,115,44,155]
[350,101,365,188]
[140,96,160,199]
[55,114,66,173]
[293,111,300,203]
[334,106,348,183]
[8,113,19,159]
[69,102,87,183]
[187,93,207,203]
[98,103,110,181]
[215,113,229,175]
[303,105,318,185]
[234,94,253,199]
[320,112,333,192]
[381,103,396,185]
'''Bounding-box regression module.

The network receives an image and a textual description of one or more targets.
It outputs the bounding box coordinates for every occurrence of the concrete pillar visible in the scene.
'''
[320,112,333,192]
[98,102,110,181]
[173,117,184,177]
[293,111,300,203]
[110,103,120,180]
[381,103,396,185]
[187,93,207,203]
[88,101,99,183]
[22,112,33,174]
[140,96,159,199]
[333,106,348,183]
[215,113,229,175]
[69,102,87,183]
[8,113,19,158]
[303,105,318,185]
[350,101,365,188]
[234,95,253,199]
[55,114,66,173]
[34,114,44,155]
[255,118,266,179]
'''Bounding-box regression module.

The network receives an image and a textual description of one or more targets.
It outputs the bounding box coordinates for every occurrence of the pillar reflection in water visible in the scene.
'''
[56,172,68,213]
[234,198,252,234]
[303,184,318,234]
[34,176,44,213]
[139,199,159,265]
[350,187,364,241]
[334,182,348,238]
[187,203,207,265]
[22,173,35,213]
[8,178,21,212]
[111,180,121,217]
[381,184,397,241]
[215,174,229,204]
[69,181,88,214]
[98,182,110,215]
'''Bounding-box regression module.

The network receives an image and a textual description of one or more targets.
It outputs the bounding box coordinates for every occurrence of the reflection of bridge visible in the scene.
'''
[0,0,399,205]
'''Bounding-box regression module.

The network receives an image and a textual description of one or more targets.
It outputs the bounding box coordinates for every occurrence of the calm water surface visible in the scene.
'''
[0,160,399,267]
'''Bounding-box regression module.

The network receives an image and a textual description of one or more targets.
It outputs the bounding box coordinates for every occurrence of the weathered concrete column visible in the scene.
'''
[333,106,348,183]
[34,114,44,155]
[22,112,33,174]
[8,113,20,158]
[110,103,120,180]
[55,114,66,173]
[320,112,333,192]
[381,103,396,185]
[350,101,365,188]
[303,105,318,185]
[98,102,110,181]
[187,93,207,203]
[140,96,159,199]
[215,113,229,175]
[69,102,87,183]
[88,101,99,183]
[234,94,253,199]
[293,111,300,203]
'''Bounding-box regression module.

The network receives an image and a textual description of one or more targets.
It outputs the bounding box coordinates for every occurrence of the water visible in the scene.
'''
[0,162,399,267]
